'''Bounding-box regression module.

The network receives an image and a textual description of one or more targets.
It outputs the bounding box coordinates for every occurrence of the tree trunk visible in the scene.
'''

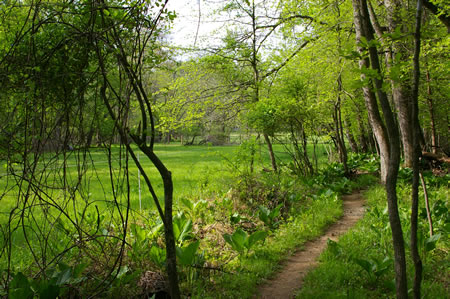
[394,86,415,167]
[264,133,277,172]
[369,0,423,168]
[359,65,390,182]
[143,149,181,299]
[353,1,408,297]
[419,172,433,236]
[352,2,390,181]
[345,119,359,153]
[356,112,369,152]
[333,95,349,175]
[426,68,437,153]
[411,1,424,296]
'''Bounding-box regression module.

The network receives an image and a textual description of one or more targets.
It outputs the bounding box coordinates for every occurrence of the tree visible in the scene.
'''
[351,0,407,297]
[410,0,424,297]
[0,0,181,297]
[208,0,314,171]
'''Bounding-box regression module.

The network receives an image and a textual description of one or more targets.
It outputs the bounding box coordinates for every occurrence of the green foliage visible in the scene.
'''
[298,180,449,298]
[223,228,268,256]
[348,153,380,173]
[247,98,280,136]
[8,263,87,299]
[8,273,33,299]
[180,198,208,221]
[258,204,282,229]
[176,240,200,266]
[353,256,393,284]
[173,212,194,246]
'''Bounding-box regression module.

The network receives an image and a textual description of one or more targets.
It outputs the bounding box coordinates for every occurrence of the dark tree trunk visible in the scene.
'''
[411,1,424,297]
[264,133,277,172]
[356,112,369,152]
[333,93,349,175]
[353,1,408,297]
[426,68,437,153]
[345,119,359,153]
[147,151,180,299]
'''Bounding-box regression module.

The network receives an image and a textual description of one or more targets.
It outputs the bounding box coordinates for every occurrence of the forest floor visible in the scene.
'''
[256,190,366,298]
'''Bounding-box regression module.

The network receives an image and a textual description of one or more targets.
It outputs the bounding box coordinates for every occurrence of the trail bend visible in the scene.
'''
[256,191,366,299]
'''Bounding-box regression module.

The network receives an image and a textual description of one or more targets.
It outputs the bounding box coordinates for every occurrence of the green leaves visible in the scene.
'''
[223,229,247,254]
[176,240,200,266]
[424,233,441,252]
[173,214,193,245]
[247,231,268,249]
[9,273,33,299]
[149,244,166,267]
[8,263,88,299]
[223,228,267,255]
[258,204,282,229]
[353,256,392,280]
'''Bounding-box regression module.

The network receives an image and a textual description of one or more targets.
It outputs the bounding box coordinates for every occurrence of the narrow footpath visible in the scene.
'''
[256,191,366,299]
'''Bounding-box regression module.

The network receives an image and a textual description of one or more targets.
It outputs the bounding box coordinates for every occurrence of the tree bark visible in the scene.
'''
[426,68,437,153]
[352,1,408,297]
[345,119,359,153]
[264,133,277,172]
[394,86,415,167]
[369,0,423,168]
[333,93,349,174]
[411,1,424,297]
[419,172,433,236]
[352,1,390,181]
[145,150,180,299]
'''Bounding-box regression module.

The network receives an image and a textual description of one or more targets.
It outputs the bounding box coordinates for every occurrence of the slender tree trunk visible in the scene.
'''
[356,110,369,152]
[353,1,408,297]
[140,149,180,299]
[420,172,433,236]
[264,133,277,172]
[345,119,359,153]
[411,1,424,297]
[426,68,437,153]
[333,96,349,174]
[162,172,180,299]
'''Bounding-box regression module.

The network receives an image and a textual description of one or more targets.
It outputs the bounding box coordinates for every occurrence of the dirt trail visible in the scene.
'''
[256,191,366,299]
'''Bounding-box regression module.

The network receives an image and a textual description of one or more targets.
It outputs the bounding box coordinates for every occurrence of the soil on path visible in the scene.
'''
[255,191,366,299]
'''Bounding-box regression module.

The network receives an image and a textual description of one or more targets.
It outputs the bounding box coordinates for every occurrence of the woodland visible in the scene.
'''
[0,0,448,298]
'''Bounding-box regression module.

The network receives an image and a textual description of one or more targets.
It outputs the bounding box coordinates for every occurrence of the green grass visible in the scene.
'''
[0,142,300,212]
[0,142,325,275]
[190,194,344,298]
[0,141,351,298]
[296,177,449,298]
[185,174,378,298]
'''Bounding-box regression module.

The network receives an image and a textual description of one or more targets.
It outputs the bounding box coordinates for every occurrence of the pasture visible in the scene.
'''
[0,142,328,271]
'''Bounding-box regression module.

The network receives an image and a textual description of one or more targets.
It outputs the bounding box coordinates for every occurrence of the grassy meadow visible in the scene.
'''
[0,141,328,272]
[0,141,328,212]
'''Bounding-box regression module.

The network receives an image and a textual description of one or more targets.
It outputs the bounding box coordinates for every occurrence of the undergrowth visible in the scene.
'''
[185,156,378,298]
[296,170,449,298]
